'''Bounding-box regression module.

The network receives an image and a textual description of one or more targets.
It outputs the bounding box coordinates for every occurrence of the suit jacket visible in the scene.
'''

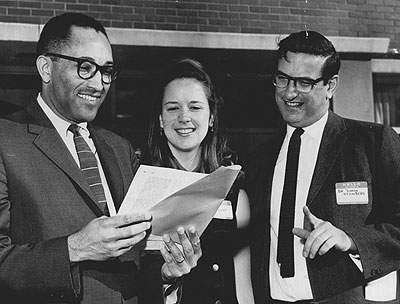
[0,101,161,303]
[246,111,400,304]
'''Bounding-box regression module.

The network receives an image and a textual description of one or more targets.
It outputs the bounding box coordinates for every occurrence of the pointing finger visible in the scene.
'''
[303,206,321,229]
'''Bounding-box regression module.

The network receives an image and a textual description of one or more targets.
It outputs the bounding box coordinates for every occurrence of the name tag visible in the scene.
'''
[335,182,368,205]
[214,200,233,220]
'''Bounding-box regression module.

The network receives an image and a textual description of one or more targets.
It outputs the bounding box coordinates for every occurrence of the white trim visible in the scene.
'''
[0,21,390,53]
[371,59,400,73]
[107,27,280,50]
[0,22,43,41]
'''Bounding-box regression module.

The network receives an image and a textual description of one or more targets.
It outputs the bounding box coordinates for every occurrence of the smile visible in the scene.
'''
[78,94,99,102]
[176,128,195,135]
[285,100,303,107]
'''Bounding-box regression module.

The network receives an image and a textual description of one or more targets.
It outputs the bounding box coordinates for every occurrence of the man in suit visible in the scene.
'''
[246,30,400,304]
[0,13,201,303]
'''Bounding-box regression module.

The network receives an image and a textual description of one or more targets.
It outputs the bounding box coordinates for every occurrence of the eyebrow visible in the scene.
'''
[163,100,205,105]
[79,56,114,66]
[163,101,179,106]
[276,70,315,80]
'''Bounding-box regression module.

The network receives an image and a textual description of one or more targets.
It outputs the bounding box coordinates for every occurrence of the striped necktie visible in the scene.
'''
[277,127,304,278]
[68,124,107,213]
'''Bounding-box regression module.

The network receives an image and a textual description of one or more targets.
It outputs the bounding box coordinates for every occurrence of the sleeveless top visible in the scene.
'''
[138,150,243,303]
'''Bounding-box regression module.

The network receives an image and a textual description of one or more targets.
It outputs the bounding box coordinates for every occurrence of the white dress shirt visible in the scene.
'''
[269,110,397,301]
[270,112,328,301]
[37,93,117,215]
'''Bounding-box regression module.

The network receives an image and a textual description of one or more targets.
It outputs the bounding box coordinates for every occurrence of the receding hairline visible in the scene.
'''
[36,13,110,57]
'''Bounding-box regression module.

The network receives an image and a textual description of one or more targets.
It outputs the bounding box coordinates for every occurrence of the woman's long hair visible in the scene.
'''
[142,58,236,173]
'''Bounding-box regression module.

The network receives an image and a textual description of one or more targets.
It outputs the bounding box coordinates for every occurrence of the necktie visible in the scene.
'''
[277,127,304,278]
[68,124,107,213]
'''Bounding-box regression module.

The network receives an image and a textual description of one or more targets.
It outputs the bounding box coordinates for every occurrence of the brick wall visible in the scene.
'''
[1,0,400,49]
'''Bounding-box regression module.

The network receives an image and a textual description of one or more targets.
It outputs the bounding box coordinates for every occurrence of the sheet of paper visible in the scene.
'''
[118,165,207,214]
[118,165,241,250]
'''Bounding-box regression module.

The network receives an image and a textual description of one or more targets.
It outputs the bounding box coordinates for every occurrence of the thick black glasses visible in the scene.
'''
[273,71,324,93]
[45,53,118,84]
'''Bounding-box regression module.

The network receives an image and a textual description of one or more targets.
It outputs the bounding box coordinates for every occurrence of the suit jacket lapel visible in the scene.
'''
[88,125,125,211]
[306,111,347,207]
[25,102,104,217]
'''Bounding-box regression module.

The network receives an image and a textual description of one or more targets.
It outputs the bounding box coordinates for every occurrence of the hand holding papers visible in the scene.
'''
[118,165,241,249]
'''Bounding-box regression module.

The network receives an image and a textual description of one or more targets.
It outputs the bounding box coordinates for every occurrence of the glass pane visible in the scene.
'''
[373,73,400,127]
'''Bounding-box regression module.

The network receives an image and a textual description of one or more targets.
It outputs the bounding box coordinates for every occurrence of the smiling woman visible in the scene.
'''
[159,77,213,170]
[139,58,255,304]
[142,58,225,173]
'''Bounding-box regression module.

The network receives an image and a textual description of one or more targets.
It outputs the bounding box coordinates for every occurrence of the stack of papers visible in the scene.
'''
[118,164,241,249]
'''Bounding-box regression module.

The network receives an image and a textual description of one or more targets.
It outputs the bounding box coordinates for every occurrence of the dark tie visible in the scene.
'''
[68,124,107,213]
[277,127,304,278]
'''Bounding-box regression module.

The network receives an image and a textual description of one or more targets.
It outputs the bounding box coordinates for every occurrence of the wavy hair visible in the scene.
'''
[277,30,340,84]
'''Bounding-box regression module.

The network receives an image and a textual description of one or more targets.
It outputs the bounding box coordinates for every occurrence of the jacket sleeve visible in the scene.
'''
[0,146,80,301]
[345,125,400,281]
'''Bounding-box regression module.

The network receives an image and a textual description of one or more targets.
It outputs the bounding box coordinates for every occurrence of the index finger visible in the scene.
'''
[163,233,184,263]
[106,213,152,228]
[303,206,321,229]
[176,227,197,258]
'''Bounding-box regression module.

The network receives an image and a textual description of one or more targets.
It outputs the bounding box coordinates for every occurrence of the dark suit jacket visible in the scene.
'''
[0,101,161,303]
[246,111,400,304]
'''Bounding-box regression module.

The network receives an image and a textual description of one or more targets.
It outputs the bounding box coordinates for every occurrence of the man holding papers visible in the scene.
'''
[0,13,201,303]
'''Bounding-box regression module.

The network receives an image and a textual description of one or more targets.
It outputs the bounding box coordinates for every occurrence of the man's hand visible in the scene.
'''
[159,226,202,283]
[68,213,152,262]
[292,206,357,259]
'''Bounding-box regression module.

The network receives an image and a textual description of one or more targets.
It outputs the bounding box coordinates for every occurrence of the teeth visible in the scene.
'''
[176,128,194,134]
[78,94,97,101]
[286,101,301,107]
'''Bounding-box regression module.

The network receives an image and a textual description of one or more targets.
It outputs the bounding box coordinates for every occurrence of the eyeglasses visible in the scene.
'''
[45,53,118,84]
[272,72,324,93]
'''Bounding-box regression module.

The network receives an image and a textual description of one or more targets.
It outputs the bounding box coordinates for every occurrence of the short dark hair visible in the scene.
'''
[277,30,340,83]
[143,58,236,173]
[36,13,108,58]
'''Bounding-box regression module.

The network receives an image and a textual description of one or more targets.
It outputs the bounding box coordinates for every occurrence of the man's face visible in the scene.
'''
[43,26,113,123]
[275,51,336,128]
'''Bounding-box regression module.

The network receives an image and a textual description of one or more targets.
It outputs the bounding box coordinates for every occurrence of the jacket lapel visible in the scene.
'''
[26,102,104,217]
[306,111,347,207]
[88,125,125,212]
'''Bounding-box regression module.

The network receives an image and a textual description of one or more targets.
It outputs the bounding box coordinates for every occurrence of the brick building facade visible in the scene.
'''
[0,0,399,49]
[0,0,399,156]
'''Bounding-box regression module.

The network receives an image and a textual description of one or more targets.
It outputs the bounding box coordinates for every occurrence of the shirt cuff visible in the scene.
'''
[163,277,183,304]
[349,253,362,272]
[69,262,81,297]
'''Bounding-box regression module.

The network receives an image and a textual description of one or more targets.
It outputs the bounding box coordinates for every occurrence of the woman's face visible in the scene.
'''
[160,78,213,155]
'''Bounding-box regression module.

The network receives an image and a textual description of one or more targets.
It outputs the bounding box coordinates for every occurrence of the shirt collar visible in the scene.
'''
[286,111,328,141]
[37,93,89,137]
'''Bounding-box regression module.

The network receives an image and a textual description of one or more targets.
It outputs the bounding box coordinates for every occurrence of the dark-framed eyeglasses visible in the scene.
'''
[45,52,118,84]
[272,71,324,93]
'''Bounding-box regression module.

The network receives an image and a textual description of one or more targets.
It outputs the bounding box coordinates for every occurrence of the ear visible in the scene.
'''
[159,114,164,128]
[326,75,339,100]
[36,55,52,84]
[209,114,214,127]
